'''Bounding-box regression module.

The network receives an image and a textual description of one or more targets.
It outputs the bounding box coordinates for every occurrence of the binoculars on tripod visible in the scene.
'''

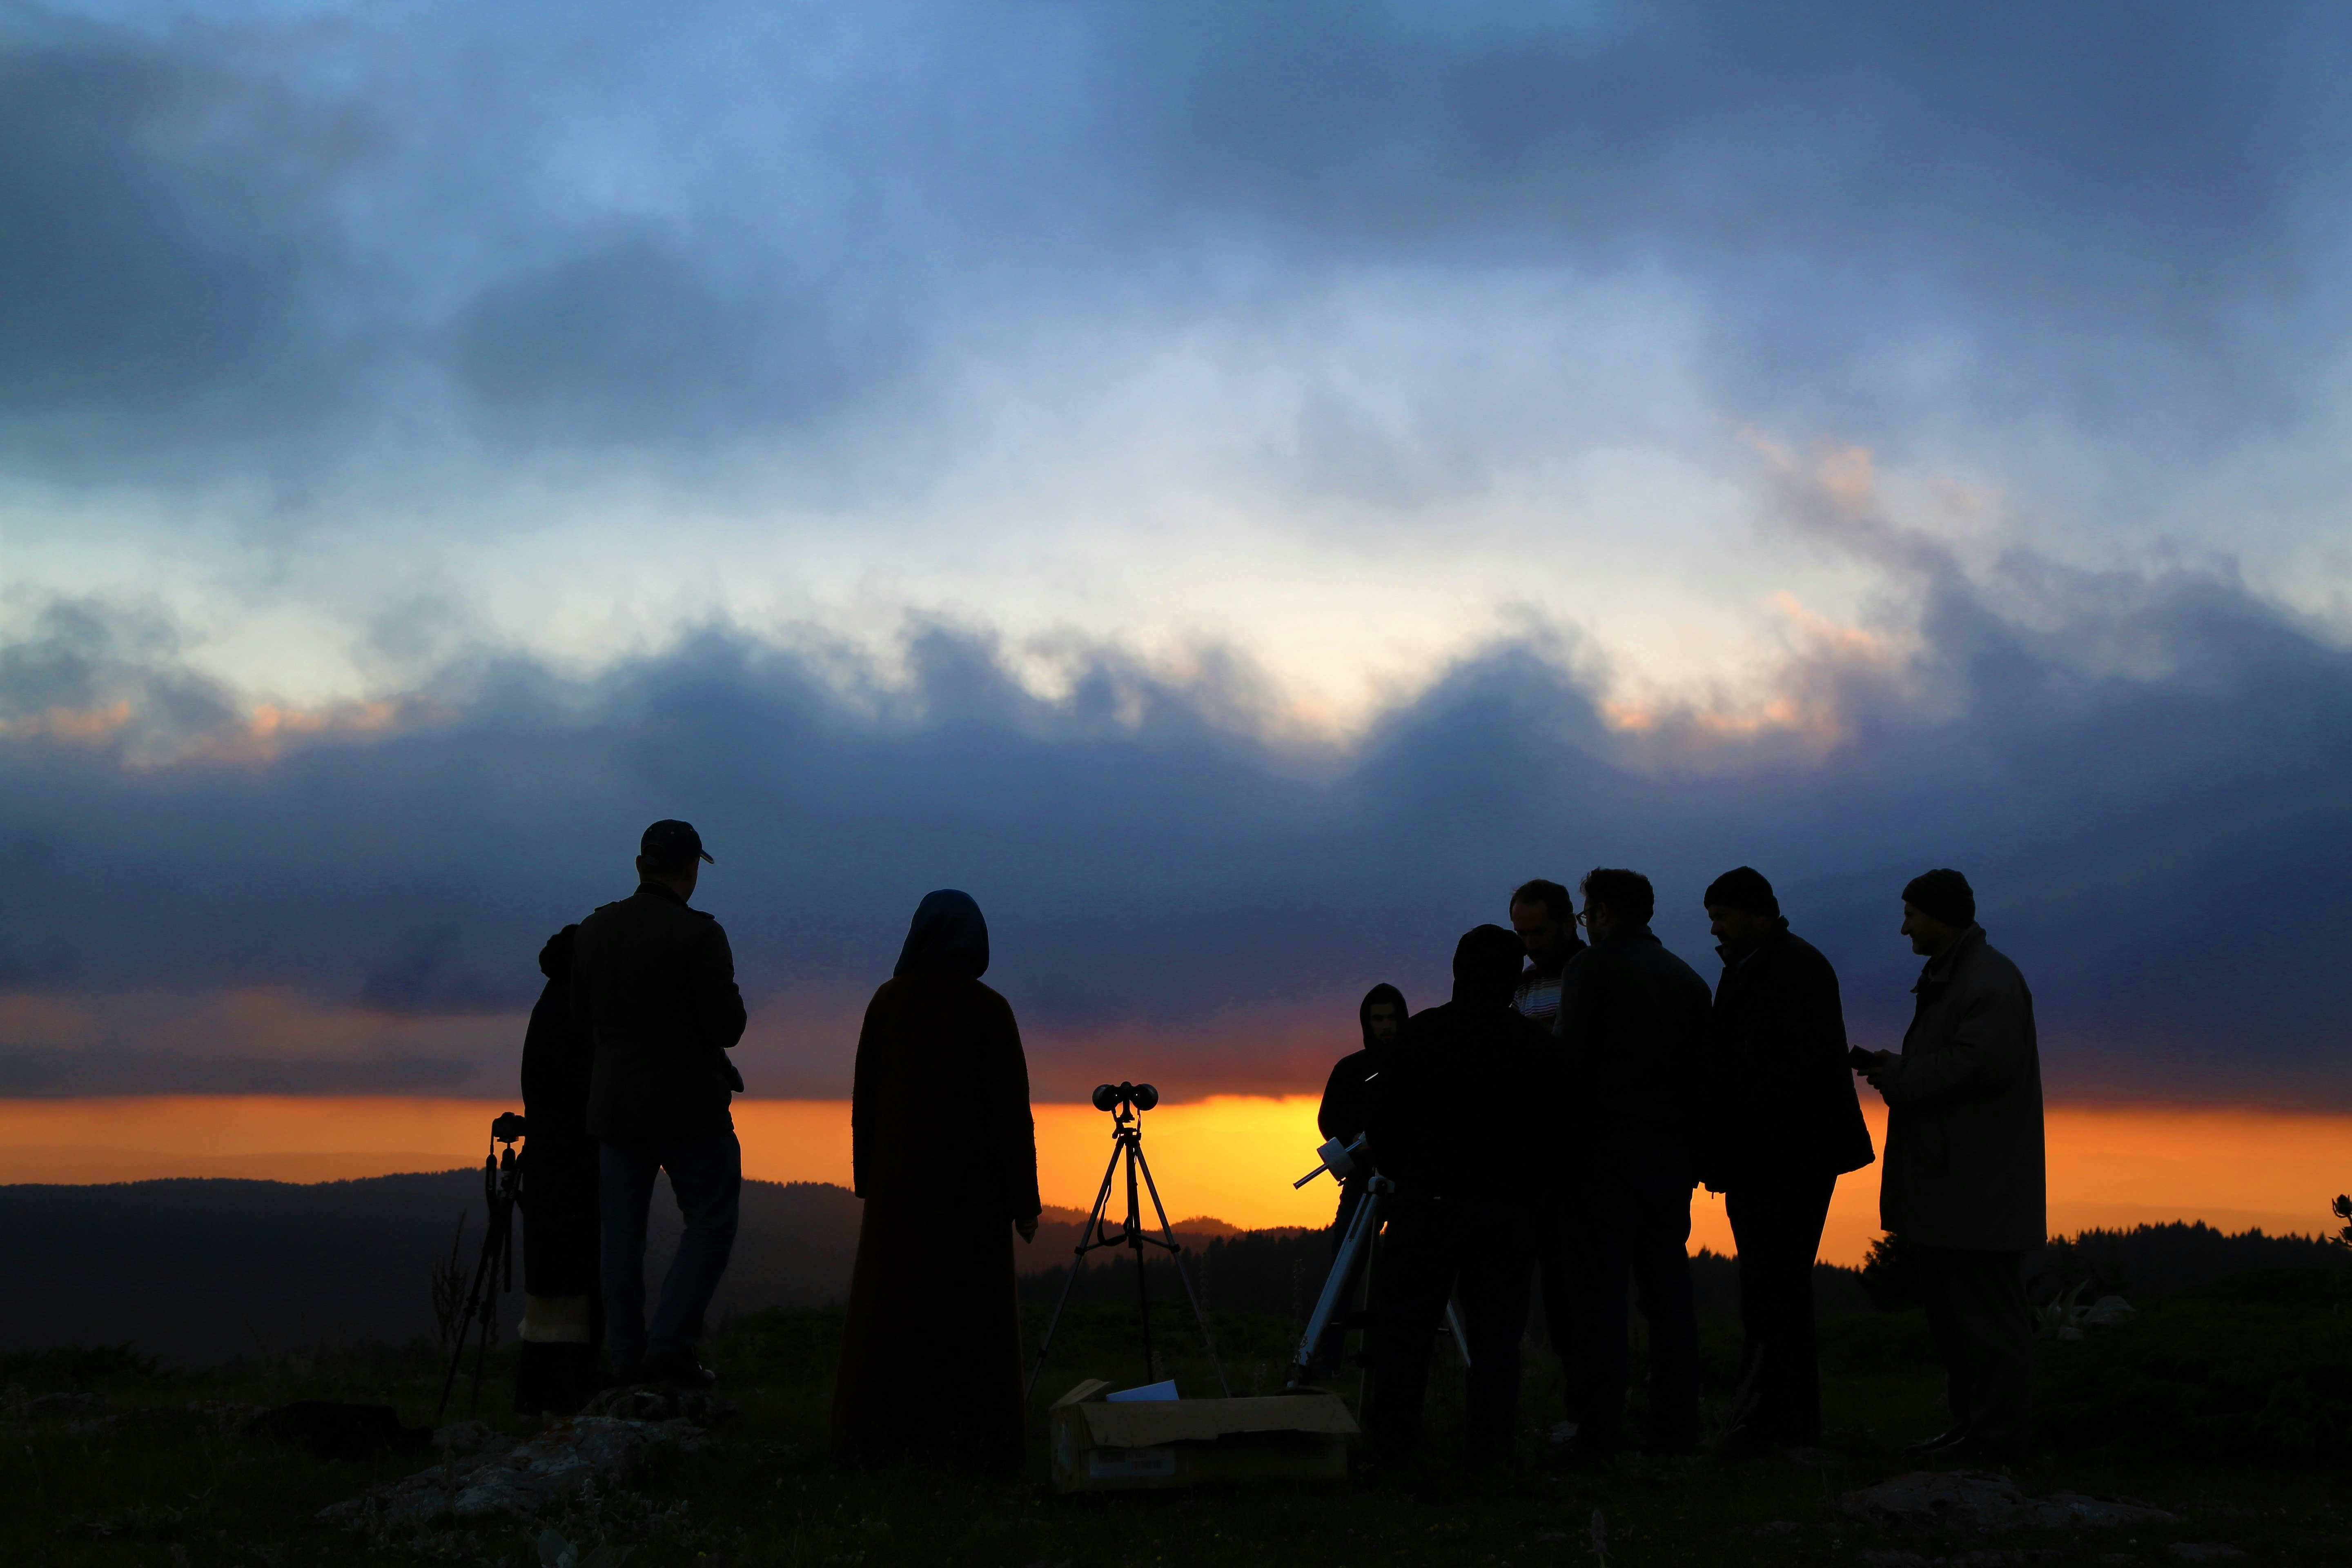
[1090,1081,1158,1115]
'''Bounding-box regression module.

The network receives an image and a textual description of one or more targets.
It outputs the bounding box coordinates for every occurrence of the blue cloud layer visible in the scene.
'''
[5,526,2347,1105]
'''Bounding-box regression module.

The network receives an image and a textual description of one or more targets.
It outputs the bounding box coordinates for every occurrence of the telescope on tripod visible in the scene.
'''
[1026,1082,1229,1400]
[1283,1132,1469,1389]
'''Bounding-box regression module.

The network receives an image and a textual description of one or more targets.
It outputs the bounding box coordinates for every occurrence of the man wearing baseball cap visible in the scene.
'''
[570,819,748,1388]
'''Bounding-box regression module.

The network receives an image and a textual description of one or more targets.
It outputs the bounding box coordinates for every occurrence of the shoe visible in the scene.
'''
[637,1352,718,1389]
[1900,1428,1967,1458]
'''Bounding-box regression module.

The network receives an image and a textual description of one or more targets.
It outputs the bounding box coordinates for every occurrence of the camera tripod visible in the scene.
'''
[1284,1135,1470,1388]
[437,1113,527,1421]
[1026,1082,1229,1400]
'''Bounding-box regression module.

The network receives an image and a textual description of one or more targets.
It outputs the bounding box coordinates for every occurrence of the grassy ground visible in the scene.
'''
[3,1300,2344,1568]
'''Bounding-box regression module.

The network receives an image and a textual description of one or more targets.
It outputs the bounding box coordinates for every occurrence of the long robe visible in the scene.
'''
[830,967,1041,1470]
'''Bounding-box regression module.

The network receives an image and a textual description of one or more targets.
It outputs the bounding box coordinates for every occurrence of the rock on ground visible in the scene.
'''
[319,1416,713,1528]
[1837,1472,2175,1534]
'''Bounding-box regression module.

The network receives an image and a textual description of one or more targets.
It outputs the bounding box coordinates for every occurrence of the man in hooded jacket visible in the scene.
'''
[1317,982,1409,1242]
[1857,869,2045,1463]
[1362,926,1548,1464]
[1700,866,1875,1454]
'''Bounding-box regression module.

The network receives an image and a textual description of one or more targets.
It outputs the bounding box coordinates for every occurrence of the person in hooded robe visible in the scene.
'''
[830,890,1042,1472]
[516,923,603,1414]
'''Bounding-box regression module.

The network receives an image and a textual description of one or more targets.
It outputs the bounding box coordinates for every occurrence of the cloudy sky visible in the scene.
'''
[4,0,2350,1108]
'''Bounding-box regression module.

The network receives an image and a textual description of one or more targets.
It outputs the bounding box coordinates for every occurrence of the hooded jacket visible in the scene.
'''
[571,880,748,1144]
[1874,925,2046,1252]
[1706,924,1875,1185]
[1316,983,1409,1147]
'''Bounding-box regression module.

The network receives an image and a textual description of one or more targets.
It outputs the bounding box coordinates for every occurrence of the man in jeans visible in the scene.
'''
[572,819,748,1387]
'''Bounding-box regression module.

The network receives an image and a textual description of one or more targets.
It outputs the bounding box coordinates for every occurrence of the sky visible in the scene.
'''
[6,1,2352,1127]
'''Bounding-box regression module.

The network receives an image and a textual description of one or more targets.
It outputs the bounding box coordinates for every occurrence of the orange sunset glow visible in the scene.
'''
[2,1095,2341,1266]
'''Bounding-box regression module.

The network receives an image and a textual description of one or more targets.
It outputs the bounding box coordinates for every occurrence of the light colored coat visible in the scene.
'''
[1875,926,2047,1252]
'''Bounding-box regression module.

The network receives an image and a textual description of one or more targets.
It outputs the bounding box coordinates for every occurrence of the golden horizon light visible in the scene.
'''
[2,1095,2343,1268]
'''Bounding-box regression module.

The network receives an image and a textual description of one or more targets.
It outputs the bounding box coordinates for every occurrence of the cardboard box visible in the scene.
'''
[1047,1379,1358,1492]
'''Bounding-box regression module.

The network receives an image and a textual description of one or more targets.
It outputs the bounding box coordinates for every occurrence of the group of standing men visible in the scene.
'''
[1322,864,2046,1466]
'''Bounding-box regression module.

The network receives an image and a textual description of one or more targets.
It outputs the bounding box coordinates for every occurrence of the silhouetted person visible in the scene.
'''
[1510,878,1586,1030]
[1362,926,1548,1466]
[1318,982,1409,1244]
[1856,869,2045,1463]
[571,820,747,1387]
[832,890,1041,1473]
[1700,866,1875,1455]
[516,923,604,1414]
[1302,983,1407,1378]
[1508,878,1589,1434]
[1556,867,1713,1461]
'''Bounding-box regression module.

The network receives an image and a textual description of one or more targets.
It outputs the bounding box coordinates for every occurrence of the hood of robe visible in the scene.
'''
[893,889,990,979]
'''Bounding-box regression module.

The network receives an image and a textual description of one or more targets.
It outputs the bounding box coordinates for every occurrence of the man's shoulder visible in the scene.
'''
[1954,931,2029,994]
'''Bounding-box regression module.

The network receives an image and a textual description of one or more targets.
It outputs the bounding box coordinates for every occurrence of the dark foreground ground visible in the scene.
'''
[4,1272,2347,1568]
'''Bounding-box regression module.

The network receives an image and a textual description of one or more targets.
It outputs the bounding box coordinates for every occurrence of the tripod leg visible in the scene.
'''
[1132,1141,1230,1396]
[1287,1186,1381,1385]
[1023,1141,1125,1402]
[469,1203,514,1415]
[1127,1140,1154,1385]
[437,1225,503,1421]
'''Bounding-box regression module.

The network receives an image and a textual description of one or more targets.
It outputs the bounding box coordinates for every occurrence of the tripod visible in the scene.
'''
[1284,1135,1471,1388]
[437,1114,527,1421]
[1026,1082,1229,1401]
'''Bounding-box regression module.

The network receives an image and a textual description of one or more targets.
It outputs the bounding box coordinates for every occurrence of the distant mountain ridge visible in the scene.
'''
[3,1174,2337,1365]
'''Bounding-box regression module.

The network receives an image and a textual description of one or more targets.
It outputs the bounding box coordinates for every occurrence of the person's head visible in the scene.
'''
[1451,925,1526,1008]
[1509,879,1577,973]
[1360,983,1408,1046]
[1900,868,1976,957]
[894,889,990,979]
[1704,865,1784,950]
[1578,867,1654,940]
[636,819,714,899]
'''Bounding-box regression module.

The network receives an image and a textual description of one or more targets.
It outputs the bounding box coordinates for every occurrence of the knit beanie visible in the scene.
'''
[1901,868,1976,927]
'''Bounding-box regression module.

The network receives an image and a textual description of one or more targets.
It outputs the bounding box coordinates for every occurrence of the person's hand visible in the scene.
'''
[1016,1214,1039,1243]
[1860,1049,1900,1085]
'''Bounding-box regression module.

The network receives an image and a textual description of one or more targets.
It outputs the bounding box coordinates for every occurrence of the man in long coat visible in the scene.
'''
[1858,868,2046,1463]
[1700,866,1875,1454]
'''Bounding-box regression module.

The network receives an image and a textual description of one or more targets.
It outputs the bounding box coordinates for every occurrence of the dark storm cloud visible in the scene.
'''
[5,0,2349,477]
[4,525,2348,1105]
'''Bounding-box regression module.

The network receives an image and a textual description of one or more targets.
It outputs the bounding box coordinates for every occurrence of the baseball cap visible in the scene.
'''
[641,819,715,864]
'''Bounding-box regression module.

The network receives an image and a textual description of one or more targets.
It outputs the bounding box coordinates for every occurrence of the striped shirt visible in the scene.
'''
[1515,967,1563,1029]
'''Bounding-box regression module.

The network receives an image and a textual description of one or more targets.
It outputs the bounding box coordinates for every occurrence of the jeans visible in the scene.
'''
[599,1131,742,1370]
[1725,1170,1838,1443]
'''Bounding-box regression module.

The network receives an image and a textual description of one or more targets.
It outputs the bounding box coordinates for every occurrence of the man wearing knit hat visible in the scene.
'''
[1855,869,2046,1463]
[1700,866,1875,1458]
